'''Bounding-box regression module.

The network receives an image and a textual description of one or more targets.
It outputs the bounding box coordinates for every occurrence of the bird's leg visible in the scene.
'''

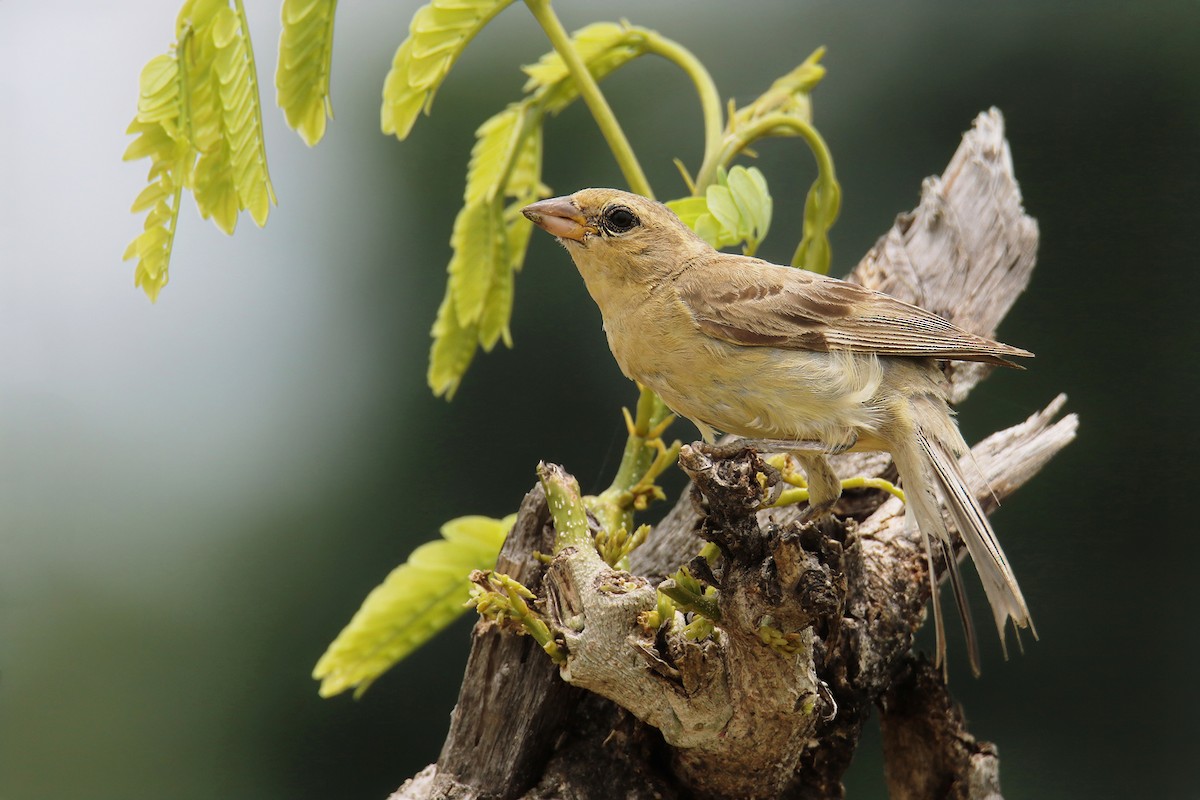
[697,435,899,517]
[792,452,842,518]
[755,434,856,517]
[726,436,834,454]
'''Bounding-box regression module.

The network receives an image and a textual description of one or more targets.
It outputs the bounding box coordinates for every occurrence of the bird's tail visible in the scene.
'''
[890,397,1036,678]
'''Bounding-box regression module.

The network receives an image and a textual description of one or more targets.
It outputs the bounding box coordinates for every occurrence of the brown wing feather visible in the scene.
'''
[675,254,1032,366]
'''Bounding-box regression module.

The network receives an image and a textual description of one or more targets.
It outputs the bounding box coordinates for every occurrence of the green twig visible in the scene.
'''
[659,577,721,622]
[524,0,653,198]
[469,570,565,663]
[696,112,835,196]
[642,32,723,176]
[538,462,593,553]
[592,385,677,537]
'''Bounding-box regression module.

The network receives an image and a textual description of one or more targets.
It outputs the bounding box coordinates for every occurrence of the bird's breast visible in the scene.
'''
[603,292,888,444]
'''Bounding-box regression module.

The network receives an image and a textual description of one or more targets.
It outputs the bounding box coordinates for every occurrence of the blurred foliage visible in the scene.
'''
[313,514,515,698]
[123,0,275,300]
[276,0,338,146]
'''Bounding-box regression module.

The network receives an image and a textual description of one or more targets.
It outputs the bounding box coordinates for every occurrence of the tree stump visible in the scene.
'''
[392,109,1077,800]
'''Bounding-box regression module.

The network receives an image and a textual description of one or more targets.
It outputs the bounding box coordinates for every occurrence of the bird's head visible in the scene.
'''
[522,189,709,293]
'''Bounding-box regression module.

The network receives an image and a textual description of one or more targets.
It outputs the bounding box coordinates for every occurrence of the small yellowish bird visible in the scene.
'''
[523,188,1035,676]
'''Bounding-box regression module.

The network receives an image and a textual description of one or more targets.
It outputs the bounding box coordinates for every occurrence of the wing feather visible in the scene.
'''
[675,254,1032,366]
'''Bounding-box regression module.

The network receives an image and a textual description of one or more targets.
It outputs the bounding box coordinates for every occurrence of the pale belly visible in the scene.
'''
[613,328,889,449]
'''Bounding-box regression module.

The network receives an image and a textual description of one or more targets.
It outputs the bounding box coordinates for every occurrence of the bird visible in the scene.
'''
[522,187,1035,677]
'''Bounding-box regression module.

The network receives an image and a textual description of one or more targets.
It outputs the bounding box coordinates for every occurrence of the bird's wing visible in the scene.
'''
[675,255,1032,366]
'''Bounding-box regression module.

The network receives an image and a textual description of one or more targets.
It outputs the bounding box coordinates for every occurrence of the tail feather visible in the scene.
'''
[892,434,981,678]
[890,399,1034,677]
[939,535,981,675]
[920,430,1035,651]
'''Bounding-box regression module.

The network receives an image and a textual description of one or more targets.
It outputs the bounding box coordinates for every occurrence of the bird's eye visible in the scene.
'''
[603,206,639,234]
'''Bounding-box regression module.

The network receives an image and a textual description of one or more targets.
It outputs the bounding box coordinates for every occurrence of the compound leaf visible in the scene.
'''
[276,0,338,146]
[313,514,516,698]
[381,0,515,140]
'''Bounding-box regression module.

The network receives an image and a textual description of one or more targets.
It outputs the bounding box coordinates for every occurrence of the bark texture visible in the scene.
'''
[392,109,1075,800]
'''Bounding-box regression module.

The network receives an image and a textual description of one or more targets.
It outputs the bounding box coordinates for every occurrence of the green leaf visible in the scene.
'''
[465,103,528,204]
[663,195,708,230]
[313,514,516,698]
[448,200,505,327]
[666,166,772,255]
[428,288,478,400]
[123,1,275,299]
[276,0,337,146]
[731,46,826,132]
[204,4,275,227]
[123,52,189,302]
[791,173,841,274]
[727,166,770,241]
[726,165,772,254]
[431,102,546,392]
[705,184,741,236]
[521,22,649,113]
[380,0,515,140]
[478,249,514,352]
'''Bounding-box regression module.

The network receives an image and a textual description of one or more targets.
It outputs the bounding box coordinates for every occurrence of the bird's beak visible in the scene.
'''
[522,197,592,241]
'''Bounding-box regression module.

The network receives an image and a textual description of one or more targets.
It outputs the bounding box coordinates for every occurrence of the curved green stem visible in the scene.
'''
[695,113,840,271]
[642,32,723,178]
[696,112,835,193]
[524,0,653,198]
[745,114,835,187]
[593,385,676,536]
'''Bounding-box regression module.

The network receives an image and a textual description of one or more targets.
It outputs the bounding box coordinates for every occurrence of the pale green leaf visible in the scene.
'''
[427,288,478,399]
[208,5,275,225]
[503,192,539,273]
[705,185,742,237]
[192,147,240,234]
[693,214,725,249]
[176,0,227,36]
[732,46,826,133]
[667,166,773,255]
[211,4,239,46]
[506,119,544,206]
[132,181,171,212]
[123,47,189,302]
[443,107,544,370]
[123,0,275,300]
[522,22,648,114]
[174,2,275,235]
[478,234,514,352]
[791,174,841,274]
[380,0,515,140]
[726,165,772,250]
[448,200,505,327]
[123,122,176,163]
[313,513,516,698]
[664,196,709,230]
[276,0,337,146]
[465,104,523,204]
[666,193,731,249]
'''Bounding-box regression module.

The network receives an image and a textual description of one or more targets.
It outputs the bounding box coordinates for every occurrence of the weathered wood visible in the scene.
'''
[852,107,1040,403]
[418,486,586,800]
[879,656,1003,800]
[392,110,1074,800]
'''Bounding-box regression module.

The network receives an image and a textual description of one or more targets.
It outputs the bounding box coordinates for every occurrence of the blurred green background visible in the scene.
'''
[2,2,1197,798]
